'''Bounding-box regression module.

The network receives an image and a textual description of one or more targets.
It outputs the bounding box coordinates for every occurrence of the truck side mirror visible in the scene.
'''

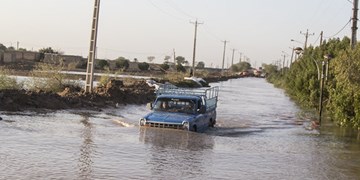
[146,103,153,110]
[198,105,206,114]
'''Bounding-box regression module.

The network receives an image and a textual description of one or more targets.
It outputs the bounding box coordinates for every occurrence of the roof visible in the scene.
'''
[157,94,201,100]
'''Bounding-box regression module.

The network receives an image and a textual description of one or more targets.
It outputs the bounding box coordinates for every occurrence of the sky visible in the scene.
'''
[0,0,354,68]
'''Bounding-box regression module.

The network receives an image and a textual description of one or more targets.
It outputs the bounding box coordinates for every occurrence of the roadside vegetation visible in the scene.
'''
[28,62,81,92]
[264,36,360,129]
[0,68,22,90]
[0,42,243,111]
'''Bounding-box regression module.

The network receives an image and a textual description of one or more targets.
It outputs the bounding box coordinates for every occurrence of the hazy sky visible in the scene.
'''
[0,0,353,68]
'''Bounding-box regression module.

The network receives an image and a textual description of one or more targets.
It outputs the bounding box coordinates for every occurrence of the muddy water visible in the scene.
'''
[1,78,359,179]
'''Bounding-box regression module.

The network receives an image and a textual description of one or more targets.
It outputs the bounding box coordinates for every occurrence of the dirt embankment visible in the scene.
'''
[0,80,156,111]
[0,73,243,112]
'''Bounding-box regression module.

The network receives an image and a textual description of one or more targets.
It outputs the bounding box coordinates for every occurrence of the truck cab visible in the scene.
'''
[139,85,219,132]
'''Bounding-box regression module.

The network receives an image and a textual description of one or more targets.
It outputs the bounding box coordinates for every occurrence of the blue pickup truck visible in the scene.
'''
[139,85,219,132]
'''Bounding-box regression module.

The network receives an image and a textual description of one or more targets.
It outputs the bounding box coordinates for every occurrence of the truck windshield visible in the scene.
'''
[153,98,196,114]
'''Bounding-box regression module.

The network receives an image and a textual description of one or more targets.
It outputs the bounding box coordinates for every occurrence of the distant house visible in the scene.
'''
[1,50,41,63]
[43,53,84,65]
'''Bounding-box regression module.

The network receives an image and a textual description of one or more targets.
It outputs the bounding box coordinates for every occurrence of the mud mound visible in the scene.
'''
[95,79,156,104]
[0,79,156,111]
[0,89,68,111]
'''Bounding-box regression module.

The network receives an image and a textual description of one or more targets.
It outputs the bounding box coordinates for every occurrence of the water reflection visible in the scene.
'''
[77,113,96,180]
[139,127,214,178]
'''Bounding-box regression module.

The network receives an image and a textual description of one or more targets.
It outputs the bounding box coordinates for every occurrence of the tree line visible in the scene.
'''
[263,37,360,129]
[0,43,206,72]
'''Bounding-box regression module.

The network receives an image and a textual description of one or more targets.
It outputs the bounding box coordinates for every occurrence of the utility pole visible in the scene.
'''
[289,47,294,67]
[318,61,326,125]
[173,48,176,64]
[300,29,314,50]
[85,0,101,93]
[239,52,242,63]
[351,0,359,49]
[16,41,19,50]
[320,31,323,46]
[231,49,236,67]
[282,54,286,74]
[221,40,228,75]
[173,48,177,71]
[190,20,203,77]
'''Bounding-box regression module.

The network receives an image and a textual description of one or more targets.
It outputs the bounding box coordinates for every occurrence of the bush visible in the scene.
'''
[115,57,130,70]
[138,62,150,71]
[266,36,360,128]
[28,63,69,92]
[176,64,186,73]
[99,74,111,87]
[0,68,22,90]
[196,61,205,69]
[160,63,170,71]
[97,60,109,70]
[231,62,251,72]
[76,61,87,69]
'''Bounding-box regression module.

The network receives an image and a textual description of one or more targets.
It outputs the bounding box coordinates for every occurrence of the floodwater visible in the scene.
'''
[1,78,359,179]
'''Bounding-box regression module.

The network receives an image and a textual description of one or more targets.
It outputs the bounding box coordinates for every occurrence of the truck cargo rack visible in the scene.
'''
[156,84,219,110]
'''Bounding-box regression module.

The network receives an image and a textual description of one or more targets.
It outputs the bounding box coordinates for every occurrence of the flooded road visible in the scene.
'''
[1,78,359,179]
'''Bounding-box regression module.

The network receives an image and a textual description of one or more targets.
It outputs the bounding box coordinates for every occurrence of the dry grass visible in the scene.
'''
[28,63,71,92]
[163,72,186,82]
[0,68,22,90]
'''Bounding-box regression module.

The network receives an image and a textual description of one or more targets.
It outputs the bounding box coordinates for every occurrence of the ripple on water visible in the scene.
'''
[1,78,360,179]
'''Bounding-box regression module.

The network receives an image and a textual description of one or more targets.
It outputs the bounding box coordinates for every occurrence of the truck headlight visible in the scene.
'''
[139,118,146,126]
[182,121,189,130]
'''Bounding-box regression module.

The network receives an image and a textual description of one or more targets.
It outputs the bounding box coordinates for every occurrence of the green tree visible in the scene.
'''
[115,57,130,70]
[176,56,187,65]
[97,59,109,69]
[196,61,205,68]
[39,47,57,54]
[230,62,251,72]
[0,44,7,51]
[164,55,171,63]
[138,62,150,71]
[262,63,278,75]
[266,36,360,128]
[147,56,155,63]
[39,47,58,60]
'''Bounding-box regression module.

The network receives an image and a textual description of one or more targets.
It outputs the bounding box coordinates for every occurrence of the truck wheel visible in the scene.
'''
[209,119,216,127]
[192,125,197,132]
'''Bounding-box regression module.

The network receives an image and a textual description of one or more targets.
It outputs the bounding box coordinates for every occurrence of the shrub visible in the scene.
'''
[138,62,150,71]
[160,63,170,71]
[115,57,130,70]
[97,59,109,70]
[176,64,186,73]
[0,68,22,90]
[28,63,69,92]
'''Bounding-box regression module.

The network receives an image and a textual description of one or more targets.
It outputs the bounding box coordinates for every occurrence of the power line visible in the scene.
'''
[166,0,197,19]
[147,0,186,22]
[324,18,352,38]
[202,24,223,42]
[98,47,170,56]
[312,33,321,45]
